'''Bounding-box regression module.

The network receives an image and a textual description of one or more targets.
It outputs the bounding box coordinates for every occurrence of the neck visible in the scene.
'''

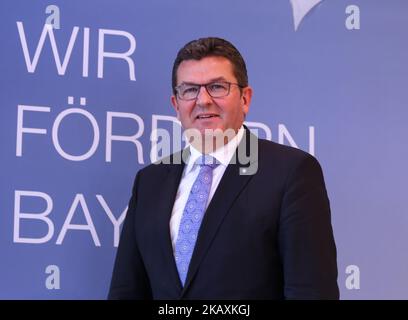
[186,127,240,154]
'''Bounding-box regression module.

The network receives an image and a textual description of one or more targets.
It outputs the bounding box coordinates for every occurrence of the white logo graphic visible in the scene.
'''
[290,0,323,31]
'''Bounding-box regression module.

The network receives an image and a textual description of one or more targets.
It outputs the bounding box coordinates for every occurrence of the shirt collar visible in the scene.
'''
[184,126,245,175]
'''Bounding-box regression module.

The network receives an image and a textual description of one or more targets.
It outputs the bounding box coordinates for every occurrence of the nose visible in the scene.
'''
[196,85,213,105]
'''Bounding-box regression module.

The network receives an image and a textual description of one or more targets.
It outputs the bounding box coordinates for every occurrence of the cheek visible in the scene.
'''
[224,105,243,120]
[179,105,194,121]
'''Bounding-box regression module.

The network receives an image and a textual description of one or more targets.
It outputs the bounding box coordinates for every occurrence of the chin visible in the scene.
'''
[201,125,224,135]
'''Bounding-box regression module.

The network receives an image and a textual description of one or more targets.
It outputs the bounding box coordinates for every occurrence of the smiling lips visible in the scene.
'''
[196,113,220,119]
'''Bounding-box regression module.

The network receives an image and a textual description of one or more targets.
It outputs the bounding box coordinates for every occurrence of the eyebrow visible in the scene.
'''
[181,77,228,85]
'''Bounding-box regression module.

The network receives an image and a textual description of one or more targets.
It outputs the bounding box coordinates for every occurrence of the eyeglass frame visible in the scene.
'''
[174,81,245,101]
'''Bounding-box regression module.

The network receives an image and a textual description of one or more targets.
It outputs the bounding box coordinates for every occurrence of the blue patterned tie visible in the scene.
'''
[174,155,218,286]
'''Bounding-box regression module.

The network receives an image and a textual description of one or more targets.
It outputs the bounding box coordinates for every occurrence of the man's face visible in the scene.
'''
[171,56,252,136]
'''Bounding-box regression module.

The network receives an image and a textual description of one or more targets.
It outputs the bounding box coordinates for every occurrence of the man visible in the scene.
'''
[108,37,339,299]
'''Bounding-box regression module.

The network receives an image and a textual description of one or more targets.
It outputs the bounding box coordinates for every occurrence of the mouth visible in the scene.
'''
[196,113,220,120]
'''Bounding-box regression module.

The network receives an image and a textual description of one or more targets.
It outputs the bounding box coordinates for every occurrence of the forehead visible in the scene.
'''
[176,56,236,84]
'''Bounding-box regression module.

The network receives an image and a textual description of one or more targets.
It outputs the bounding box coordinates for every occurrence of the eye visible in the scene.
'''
[208,83,227,91]
[182,86,199,95]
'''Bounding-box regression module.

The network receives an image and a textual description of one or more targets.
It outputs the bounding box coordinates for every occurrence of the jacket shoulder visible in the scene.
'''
[257,138,321,173]
[258,138,311,160]
[137,149,185,176]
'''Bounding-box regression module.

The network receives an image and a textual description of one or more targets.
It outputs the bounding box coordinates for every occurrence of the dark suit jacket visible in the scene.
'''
[108,128,339,299]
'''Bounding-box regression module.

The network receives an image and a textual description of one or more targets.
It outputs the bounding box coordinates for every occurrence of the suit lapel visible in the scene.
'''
[181,128,259,296]
[153,149,189,293]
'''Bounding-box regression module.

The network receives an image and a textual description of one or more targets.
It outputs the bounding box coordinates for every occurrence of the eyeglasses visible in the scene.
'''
[175,81,243,101]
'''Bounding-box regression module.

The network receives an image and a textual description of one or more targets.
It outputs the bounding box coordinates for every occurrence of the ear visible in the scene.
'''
[171,95,180,119]
[241,86,253,116]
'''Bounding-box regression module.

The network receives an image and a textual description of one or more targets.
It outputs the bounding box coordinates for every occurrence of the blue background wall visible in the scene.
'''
[0,0,407,299]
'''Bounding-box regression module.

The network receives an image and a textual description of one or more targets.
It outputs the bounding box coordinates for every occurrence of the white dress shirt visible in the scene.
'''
[169,126,245,250]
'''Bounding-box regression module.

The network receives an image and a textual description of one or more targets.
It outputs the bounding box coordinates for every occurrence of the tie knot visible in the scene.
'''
[196,155,219,169]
